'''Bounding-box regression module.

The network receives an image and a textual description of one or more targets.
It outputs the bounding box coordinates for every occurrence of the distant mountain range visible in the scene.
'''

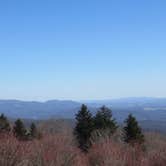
[0,97,166,122]
[0,97,166,132]
[0,100,81,119]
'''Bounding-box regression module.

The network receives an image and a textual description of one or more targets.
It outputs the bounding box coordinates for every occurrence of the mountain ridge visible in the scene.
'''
[0,97,165,122]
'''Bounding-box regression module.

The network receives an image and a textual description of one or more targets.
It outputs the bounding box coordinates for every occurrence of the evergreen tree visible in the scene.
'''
[13,119,27,140]
[74,104,94,152]
[0,114,11,133]
[94,106,118,135]
[30,122,37,138]
[123,114,144,145]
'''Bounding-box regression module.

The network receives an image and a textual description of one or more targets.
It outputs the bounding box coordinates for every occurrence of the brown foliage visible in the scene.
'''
[0,133,87,166]
[88,133,166,166]
[0,132,165,166]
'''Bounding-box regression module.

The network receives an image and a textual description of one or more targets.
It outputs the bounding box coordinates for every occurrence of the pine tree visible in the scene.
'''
[0,114,11,133]
[94,106,118,135]
[74,104,94,152]
[123,114,144,145]
[13,119,27,140]
[30,122,37,138]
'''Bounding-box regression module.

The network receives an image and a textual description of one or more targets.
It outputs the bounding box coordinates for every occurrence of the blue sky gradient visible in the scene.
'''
[0,0,166,100]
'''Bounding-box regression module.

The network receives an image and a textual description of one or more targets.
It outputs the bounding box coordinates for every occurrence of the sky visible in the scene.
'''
[0,0,166,101]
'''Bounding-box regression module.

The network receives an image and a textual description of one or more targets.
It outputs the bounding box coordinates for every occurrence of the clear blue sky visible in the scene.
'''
[0,0,166,100]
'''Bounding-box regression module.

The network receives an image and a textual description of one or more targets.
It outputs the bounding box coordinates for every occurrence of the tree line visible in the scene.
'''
[0,114,40,140]
[0,104,144,151]
[74,104,144,152]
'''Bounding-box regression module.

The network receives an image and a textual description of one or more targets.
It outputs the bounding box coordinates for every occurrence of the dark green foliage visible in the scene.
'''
[74,104,94,152]
[123,114,144,145]
[13,119,27,140]
[30,122,38,138]
[94,106,118,135]
[0,114,11,133]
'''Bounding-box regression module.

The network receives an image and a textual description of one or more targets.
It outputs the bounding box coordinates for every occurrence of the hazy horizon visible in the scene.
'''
[0,96,165,102]
[0,0,166,100]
